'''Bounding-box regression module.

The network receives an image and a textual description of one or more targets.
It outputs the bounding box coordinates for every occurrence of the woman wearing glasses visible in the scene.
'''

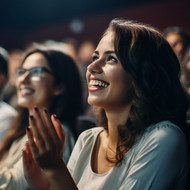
[0,49,83,189]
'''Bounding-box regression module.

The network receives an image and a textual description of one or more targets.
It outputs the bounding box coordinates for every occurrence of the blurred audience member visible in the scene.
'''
[26,40,77,62]
[63,37,79,63]
[182,47,190,92]
[181,47,190,121]
[163,26,190,63]
[0,47,17,145]
[2,49,24,109]
[77,41,96,118]
[77,41,96,78]
[0,48,83,189]
[163,27,190,101]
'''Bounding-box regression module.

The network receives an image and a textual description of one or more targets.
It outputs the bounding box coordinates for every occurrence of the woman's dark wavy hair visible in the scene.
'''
[96,18,189,165]
[0,49,83,159]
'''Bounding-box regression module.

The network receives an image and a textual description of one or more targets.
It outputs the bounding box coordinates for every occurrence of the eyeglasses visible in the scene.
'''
[16,67,54,82]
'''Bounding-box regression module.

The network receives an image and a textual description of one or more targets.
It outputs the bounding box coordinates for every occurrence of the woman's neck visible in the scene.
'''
[104,104,131,150]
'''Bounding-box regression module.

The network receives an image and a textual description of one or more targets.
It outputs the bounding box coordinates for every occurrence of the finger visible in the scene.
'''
[42,109,60,143]
[22,149,28,177]
[29,115,46,150]
[26,126,39,158]
[22,148,28,169]
[26,141,32,157]
[23,142,32,179]
[51,114,65,143]
[25,141,35,165]
[33,107,54,147]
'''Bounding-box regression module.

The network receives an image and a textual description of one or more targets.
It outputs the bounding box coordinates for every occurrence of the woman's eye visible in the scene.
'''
[30,69,41,76]
[18,70,25,76]
[107,56,118,63]
[91,56,98,62]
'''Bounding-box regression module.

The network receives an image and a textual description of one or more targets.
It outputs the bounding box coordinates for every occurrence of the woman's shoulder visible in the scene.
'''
[78,127,104,139]
[131,121,188,166]
[145,121,184,136]
[0,101,17,115]
[141,121,186,147]
[76,127,104,145]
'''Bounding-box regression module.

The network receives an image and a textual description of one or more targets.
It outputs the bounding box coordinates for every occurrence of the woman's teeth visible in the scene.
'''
[20,88,33,94]
[89,80,108,87]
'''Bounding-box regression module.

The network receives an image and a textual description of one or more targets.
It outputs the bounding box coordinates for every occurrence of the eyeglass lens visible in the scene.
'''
[16,67,52,82]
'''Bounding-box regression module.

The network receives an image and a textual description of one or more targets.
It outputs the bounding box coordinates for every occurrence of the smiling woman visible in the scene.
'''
[23,18,189,190]
[0,49,83,190]
[16,52,62,112]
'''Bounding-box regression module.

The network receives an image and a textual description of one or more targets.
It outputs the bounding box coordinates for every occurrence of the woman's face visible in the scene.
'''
[16,52,58,111]
[86,32,133,111]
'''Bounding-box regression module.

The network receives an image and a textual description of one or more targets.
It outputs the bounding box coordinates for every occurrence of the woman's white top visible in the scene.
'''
[0,101,17,146]
[67,121,189,190]
[0,124,75,190]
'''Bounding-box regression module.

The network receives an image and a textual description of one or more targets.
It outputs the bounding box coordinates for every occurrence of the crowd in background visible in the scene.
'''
[1,25,190,128]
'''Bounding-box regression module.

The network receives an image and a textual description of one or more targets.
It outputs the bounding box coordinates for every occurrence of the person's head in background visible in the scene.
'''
[0,47,8,94]
[16,49,83,137]
[25,40,78,63]
[8,49,24,86]
[87,18,188,164]
[78,41,95,67]
[163,27,190,63]
[181,46,190,96]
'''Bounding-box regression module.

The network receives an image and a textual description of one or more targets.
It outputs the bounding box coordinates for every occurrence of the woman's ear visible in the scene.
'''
[53,84,64,96]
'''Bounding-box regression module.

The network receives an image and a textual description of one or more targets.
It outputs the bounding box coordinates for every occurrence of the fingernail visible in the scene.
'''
[54,114,59,120]
[34,106,38,111]
[26,126,30,131]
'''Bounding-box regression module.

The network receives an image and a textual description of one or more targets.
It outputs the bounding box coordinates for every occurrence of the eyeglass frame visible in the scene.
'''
[15,66,54,81]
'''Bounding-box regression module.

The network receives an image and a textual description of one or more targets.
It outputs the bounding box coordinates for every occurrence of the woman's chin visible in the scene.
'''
[17,101,32,109]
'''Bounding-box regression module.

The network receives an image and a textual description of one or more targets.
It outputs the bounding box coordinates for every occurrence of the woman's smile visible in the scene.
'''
[88,78,109,92]
[19,86,35,97]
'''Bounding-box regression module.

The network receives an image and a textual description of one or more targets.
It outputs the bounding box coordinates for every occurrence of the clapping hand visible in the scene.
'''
[23,106,77,190]
[26,107,65,169]
[23,141,51,190]
[23,106,65,189]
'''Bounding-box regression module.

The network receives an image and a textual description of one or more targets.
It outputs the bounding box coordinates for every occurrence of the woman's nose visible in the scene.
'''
[87,60,102,74]
[17,71,30,83]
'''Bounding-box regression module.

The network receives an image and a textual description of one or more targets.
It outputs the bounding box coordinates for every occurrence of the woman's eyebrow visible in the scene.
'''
[104,50,115,55]
[93,50,115,55]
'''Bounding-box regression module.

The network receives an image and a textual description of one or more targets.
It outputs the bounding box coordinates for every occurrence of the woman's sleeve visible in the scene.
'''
[120,126,189,190]
[62,125,76,164]
[0,157,28,190]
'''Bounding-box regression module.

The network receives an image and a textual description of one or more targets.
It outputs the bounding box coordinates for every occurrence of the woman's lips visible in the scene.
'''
[88,79,109,92]
[20,88,35,96]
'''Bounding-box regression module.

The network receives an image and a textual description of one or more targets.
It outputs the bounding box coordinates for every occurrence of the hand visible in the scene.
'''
[23,141,50,190]
[25,107,77,190]
[26,107,65,170]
